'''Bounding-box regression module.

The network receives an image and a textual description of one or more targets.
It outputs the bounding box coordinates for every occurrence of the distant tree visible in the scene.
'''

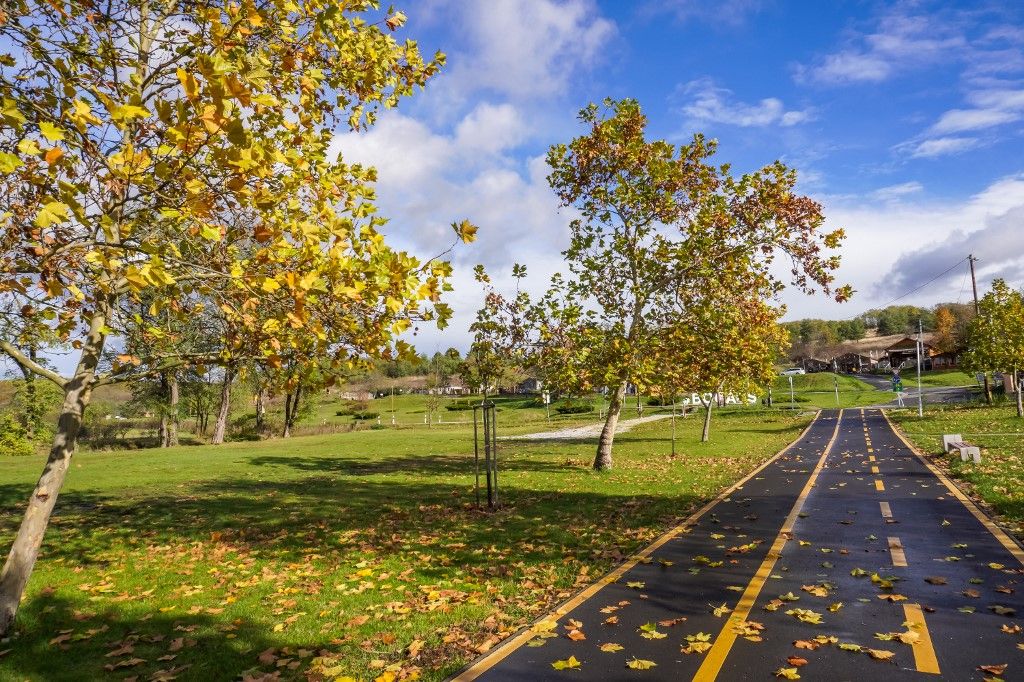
[837,318,866,341]
[538,99,848,469]
[962,280,1024,417]
[933,307,959,354]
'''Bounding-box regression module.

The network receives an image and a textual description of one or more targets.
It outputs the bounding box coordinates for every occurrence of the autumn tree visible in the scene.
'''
[541,99,848,470]
[933,306,959,354]
[0,0,473,634]
[962,280,1024,417]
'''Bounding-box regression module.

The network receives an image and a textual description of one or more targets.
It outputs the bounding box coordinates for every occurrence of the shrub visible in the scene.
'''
[0,413,36,457]
[555,402,592,415]
[352,411,379,420]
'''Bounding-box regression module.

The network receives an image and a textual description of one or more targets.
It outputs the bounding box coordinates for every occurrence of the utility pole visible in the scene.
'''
[969,254,993,404]
[916,319,924,418]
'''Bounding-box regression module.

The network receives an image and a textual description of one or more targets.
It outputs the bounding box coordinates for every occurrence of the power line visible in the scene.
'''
[874,256,969,310]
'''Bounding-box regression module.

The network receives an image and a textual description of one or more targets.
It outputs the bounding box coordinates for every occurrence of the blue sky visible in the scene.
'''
[333,0,1024,353]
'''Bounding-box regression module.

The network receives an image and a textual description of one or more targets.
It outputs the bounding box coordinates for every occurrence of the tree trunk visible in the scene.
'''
[167,371,179,447]
[984,374,993,405]
[594,382,626,470]
[0,309,107,636]
[283,392,293,438]
[211,368,234,445]
[1016,370,1023,418]
[17,359,37,440]
[255,389,266,432]
[159,373,170,447]
[702,396,714,442]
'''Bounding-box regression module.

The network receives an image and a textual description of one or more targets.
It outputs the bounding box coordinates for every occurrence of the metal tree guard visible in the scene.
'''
[473,401,499,509]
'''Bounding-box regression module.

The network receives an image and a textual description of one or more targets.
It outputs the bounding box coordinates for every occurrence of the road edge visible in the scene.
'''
[881,409,1024,566]
[447,410,825,682]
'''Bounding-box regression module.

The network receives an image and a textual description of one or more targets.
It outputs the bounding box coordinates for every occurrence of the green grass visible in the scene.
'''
[891,403,1024,539]
[912,369,981,389]
[0,409,811,681]
[769,372,888,409]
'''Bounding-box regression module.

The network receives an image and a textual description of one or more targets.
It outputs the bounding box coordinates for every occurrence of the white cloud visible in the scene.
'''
[645,0,764,26]
[908,136,979,158]
[796,11,965,85]
[930,107,1020,134]
[680,78,814,128]
[454,103,527,155]
[871,181,923,201]
[436,0,616,101]
[781,175,1024,320]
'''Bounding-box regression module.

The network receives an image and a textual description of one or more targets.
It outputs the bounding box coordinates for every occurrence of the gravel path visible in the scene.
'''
[501,413,672,440]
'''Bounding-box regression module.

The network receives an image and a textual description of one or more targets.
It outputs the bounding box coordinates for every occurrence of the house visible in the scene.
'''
[885,333,938,370]
[516,377,544,393]
[834,352,875,373]
[791,356,832,373]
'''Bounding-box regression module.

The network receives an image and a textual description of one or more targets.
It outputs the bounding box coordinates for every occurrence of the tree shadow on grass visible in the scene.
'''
[2,594,329,681]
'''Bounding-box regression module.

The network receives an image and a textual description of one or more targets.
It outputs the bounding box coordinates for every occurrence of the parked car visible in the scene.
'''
[780,367,806,376]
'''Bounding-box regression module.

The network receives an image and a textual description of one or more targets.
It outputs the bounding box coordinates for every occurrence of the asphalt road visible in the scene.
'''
[854,372,979,406]
[452,409,1024,681]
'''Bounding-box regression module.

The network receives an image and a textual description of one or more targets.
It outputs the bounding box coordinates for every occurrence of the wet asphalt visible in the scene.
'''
[455,409,1024,681]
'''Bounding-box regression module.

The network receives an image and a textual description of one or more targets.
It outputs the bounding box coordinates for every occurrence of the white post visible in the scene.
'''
[788,375,794,405]
[916,320,924,418]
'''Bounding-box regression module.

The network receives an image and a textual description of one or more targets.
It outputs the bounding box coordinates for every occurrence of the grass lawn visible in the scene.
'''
[908,369,981,389]
[890,403,1024,540]
[770,372,887,409]
[0,408,811,681]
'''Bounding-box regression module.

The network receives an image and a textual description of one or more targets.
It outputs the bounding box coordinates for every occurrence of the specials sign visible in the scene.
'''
[680,392,758,406]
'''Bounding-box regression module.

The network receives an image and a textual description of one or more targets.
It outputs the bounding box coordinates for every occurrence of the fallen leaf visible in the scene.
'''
[626,658,657,670]
[567,629,586,642]
[599,643,624,653]
[924,576,947,585]
[775,667,801,679]
[866,649,895,661]
[551,656,581,670]
[787,656,808,667]
[989,605,1016,617]
[978,664,1007,675]
[877,594,907,602]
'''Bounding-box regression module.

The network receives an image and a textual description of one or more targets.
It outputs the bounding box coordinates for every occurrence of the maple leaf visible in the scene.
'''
[626,658,657,670]
[638,623,666,640]
[599,643,624,652]
[978,664,1008,675]
[924,576,947,585]
[785,609,823,625]
[567,629,586,641]
[989,605,1016,617]
[877,594,907,602]
[775,668,801,679]
[712,603,731,617]
[551,656,581,670]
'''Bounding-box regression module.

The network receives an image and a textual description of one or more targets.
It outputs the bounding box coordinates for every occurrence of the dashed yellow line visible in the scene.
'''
[903,603,941,674]
[888,536,908,567]
[869,455,876,462]
[875,479,885,492]
[871,465,880,474]
[880,501,892,519]
[692,411,844,682]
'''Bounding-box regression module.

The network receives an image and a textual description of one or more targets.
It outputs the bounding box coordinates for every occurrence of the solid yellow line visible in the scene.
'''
[880,501,892,518]
[875,479,885,492]
[882,411,1024,567]
[692,410,844,682]
[903,603,941,674]
[871,465,880,474]
[449,412,827,681]
[888,536,908,566]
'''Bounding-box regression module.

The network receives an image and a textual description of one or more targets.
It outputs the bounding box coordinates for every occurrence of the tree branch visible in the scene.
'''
[0,341,68,389]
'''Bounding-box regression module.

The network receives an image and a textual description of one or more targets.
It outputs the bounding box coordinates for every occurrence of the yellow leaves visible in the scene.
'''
[785,608,823,625]
[0,152,21,172]
[177,68,200,100]
[599,643,624,652]
[34,201,70,228]
[876,594,907,603]
[625,658,656,670]
[551,655,580,670]
[681,632,712,655]
[452,219,478,244]
[865,648,895,661]
[775,668,801,679]
[110,104,150,125]
[69,98,101,127]
[39,122,64,141]
[531,620,557,634]
[18,138,40,156]
[638,623,665,639]
[711,603,731,617]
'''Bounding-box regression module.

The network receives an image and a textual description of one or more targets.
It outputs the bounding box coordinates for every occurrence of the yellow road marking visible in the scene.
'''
[875,479,885,492]
[871,465,880,474]
[869,455,876,462]
[692,411,844,682]
[450,413,828,681]
[888,536,908,566]
[882,411,1024,567]
[880,501,892,518]
[903,603,941,674]
[867,447,874,453]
